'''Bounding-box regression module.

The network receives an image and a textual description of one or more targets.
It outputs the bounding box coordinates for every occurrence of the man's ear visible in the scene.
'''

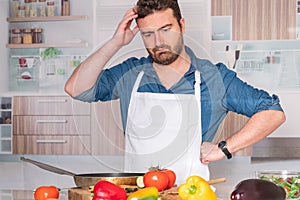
[179,18,185,33]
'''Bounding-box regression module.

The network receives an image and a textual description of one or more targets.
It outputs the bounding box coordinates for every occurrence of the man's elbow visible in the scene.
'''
[278,110,286,126]
[64,81,74,97]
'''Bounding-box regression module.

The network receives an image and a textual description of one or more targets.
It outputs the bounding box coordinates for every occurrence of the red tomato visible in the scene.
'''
[34,186,59,200]
[161,169,176,189]
[143,170,169,191]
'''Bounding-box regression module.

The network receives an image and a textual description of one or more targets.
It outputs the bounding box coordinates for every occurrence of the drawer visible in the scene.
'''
[13,96,90,115]
[13,135,91,155]
[13,116,90,135]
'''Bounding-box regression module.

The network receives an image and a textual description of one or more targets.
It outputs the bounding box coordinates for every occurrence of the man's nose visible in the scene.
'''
[154,31,163,46]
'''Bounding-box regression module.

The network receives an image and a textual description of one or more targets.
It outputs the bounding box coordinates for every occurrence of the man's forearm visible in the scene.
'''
[226,110,286,153]
[64,38,122,97]
[201,110,286,164]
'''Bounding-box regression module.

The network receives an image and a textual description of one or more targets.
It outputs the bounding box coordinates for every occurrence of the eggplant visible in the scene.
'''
[230,179,286,200]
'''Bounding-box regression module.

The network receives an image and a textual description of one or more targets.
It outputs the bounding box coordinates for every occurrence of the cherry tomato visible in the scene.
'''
[143,170,169,191]
[34,186,59,200]
[162,169,176,189]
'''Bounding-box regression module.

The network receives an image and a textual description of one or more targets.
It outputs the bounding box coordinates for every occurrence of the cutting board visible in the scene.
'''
[68,187,181,200]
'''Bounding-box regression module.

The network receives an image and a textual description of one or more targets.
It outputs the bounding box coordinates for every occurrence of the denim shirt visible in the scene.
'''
[74,46,283,142]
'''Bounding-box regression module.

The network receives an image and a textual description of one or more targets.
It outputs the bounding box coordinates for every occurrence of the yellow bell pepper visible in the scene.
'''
[126,187,158,200]
[178,175,217,200]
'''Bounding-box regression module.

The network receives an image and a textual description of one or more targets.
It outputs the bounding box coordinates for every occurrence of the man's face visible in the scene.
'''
[137,8,185,65]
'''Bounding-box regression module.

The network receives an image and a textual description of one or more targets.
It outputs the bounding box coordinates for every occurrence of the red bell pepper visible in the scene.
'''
[92,180,127,200]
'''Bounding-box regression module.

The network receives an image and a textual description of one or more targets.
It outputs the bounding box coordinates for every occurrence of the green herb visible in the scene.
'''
[260,175,300,199]
[40,47,59,60]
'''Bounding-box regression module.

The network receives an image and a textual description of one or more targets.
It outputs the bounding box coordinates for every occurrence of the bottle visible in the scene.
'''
[46,1,55,16]
[30,0,38,17]
[16,6,25,17]
[11,0,20,17]
[24,0,31,17]
[61,0,70,16]
[38,0,46,16]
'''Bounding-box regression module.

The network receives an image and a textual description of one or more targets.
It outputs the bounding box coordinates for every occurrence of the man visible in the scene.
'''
[65,0,285,184]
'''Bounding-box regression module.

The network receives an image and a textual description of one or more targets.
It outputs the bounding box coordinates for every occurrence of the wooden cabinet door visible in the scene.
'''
[276,0,296,40]
[211,0,232,16]
[91,100,125,155]
[232,0,296,40]
[213,111,251,156]
[232,0,275,40]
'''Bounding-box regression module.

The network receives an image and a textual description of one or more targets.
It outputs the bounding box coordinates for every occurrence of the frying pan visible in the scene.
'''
[20,157,144,187]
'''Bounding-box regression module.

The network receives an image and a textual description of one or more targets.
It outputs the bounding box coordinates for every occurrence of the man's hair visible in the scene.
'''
[136,0,182,24]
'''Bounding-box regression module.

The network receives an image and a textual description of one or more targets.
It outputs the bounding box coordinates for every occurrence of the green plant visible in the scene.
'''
[40,47,59,60]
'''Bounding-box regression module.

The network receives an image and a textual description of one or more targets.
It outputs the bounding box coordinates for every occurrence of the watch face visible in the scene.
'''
[218,141,226,148]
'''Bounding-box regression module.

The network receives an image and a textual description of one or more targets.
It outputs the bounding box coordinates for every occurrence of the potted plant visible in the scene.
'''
[40,47,60,76]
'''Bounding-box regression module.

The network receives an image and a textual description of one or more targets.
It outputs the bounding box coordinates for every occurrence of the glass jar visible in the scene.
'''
[16,6,25,17]
[32,28,43,43]
[22,29,33,44]
[11,0,20,17]
[24,0,31,17]
[38,0,46,17]
[46,1,55,16]
[30,0,38,17]
[10,29,22,44]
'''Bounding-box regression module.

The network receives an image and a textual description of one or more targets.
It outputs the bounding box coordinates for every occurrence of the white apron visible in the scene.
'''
[124,70,209,184]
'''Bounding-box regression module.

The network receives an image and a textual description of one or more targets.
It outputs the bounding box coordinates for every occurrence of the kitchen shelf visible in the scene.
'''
[6,15,89,23]
[6,42,89,49]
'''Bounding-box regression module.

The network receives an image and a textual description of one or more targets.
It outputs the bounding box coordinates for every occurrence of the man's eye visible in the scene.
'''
[142,32,153,37]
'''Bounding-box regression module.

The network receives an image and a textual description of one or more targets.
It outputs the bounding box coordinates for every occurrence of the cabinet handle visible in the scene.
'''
[37,99,68,103]
[36,140,67,143]
[36,120,67,123]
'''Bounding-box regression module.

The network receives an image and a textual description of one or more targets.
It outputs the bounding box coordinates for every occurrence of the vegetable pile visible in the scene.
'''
[260,175,300,199]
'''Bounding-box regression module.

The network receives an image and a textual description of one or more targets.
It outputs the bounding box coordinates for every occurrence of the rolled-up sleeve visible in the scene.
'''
[219,63,284,117]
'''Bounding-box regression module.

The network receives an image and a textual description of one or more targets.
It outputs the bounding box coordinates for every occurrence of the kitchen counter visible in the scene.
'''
[2,156,300,199]
[0,189,68,200]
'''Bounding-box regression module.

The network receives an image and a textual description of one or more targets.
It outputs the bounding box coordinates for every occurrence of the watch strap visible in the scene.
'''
[218,141,232,159]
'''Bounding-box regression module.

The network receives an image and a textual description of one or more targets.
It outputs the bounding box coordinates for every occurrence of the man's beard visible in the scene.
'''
[147,37,184,65]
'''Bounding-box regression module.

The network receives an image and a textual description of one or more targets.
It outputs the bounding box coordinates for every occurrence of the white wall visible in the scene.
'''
[0,0,9,93]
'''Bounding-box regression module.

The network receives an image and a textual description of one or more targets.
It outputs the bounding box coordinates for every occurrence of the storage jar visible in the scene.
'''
[46,1,55,16]
[16,6,25,17]
[38,0,46,16]
[32,28,43,43]
[30,0,38,17]
[11,29,22,44]
[22,29,33,44]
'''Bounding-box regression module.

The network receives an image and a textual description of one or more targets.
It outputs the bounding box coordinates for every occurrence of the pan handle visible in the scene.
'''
[20,157,76,177]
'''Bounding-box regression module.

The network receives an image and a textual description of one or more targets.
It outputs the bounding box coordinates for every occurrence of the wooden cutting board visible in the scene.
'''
[68,187,181,200]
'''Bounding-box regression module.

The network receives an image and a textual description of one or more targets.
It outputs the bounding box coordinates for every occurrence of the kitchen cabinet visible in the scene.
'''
[211,0,297,41]
[213,111,251,156]
[232,0,296,40]
[91,100,125,155]
[12,96,91,154]
[0,96,12,154]
[211,0,231,16]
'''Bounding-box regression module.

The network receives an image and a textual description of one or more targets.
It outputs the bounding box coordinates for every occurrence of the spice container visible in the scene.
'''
[16,6,25,17]
[46,1,55,16]
[32,28,43,43]
[11,0,20,17]
[24,0,31,17]
[38,0,46,16]
[61,0,70,16]
[30,0,38,17]
[11,29,22,44]
[22,29,33,44]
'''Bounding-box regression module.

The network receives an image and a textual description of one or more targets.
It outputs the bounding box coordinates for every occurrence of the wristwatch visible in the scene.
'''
[218,141,232,159]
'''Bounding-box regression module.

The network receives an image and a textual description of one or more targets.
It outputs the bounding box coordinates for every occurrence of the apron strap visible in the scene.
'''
[131,71,145,96]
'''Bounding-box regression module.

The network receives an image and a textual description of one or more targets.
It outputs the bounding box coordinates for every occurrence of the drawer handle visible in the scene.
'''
[37,99,68,103]
[36,120,67,123]
[36,140,67,143]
